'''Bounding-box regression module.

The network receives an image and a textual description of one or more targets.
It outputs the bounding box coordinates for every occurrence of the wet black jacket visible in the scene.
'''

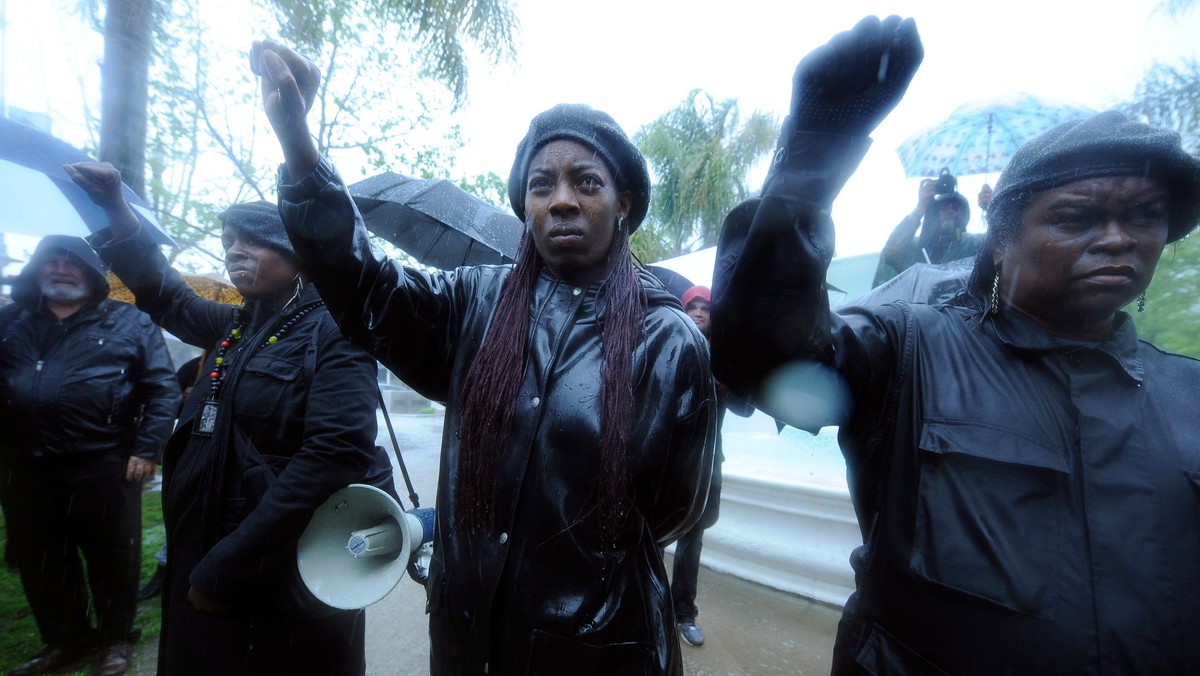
[712,131,1200,674]
[96,227,381,675]
[279,158,716,675]
[0,269,178,461]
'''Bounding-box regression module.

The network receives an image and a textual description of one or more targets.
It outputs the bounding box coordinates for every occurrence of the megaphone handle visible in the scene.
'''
[377,384,421,509]
[408,559,429,587]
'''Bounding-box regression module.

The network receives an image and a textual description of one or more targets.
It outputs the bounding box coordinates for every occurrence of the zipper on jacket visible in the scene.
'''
[35,360,44,372]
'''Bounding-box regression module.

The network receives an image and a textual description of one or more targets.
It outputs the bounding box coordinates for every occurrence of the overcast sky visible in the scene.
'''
[4,0,1199,267]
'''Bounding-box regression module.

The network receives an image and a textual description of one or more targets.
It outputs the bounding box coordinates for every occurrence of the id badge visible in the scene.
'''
[194,399,218,437]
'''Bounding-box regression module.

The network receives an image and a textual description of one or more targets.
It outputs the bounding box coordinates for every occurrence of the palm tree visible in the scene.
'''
[633,90,775,262]
[1122,59,1200,154]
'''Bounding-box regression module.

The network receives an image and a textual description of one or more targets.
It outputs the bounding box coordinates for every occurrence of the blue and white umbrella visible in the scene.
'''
[0,117,176,247]
[896,93,1097,180]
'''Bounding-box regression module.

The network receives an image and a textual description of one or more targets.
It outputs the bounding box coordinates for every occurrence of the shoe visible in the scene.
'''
[8,644,94,676]
[678,620,705,647]
[137,564,165,600]
[95,642,132,676]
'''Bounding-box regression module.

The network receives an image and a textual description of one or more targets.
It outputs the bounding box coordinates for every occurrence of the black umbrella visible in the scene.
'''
[645,264,695,301]
[0,116,176,247]
[348,172,522,269]
[850,257,974,307]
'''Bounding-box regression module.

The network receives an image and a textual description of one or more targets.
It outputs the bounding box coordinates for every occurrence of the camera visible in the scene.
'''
[934,167,957,196]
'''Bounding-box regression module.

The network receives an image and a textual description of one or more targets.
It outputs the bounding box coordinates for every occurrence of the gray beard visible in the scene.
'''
[41,280,93,304]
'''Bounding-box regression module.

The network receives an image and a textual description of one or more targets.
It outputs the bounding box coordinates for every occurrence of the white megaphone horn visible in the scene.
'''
[296,484,435,610]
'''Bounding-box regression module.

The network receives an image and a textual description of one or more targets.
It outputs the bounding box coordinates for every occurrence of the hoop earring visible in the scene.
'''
[989,272,1001,316]
[1137,293,1146,313]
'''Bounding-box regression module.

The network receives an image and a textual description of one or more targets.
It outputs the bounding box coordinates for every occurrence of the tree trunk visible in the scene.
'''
[99,0,154,198]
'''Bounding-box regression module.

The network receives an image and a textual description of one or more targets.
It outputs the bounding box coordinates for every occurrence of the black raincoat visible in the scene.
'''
[278,158,716,675]
[712,132,1200,674]
[96,227,383,675]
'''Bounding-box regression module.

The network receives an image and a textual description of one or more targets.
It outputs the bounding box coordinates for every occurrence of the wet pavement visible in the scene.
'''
[130,412,844,674]
[365,547,842,675]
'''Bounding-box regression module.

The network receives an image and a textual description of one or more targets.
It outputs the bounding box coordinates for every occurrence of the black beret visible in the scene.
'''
[218,201,295,259]
[990,110,1200,243]
[508,104,651,231]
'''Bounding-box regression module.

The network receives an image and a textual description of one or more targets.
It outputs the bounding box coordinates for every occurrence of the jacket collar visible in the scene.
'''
[989,308,1143,383]
[533,267,683,322]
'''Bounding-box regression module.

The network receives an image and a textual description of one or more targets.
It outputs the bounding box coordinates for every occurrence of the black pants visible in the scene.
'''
[6,453,141,648]
[671,459,722,622]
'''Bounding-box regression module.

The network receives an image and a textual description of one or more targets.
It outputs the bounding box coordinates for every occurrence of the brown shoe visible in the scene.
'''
[94,643,132,676]
[8,645,93,676]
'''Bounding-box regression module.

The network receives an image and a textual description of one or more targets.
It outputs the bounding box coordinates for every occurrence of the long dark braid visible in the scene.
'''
[456,232,540,533]
[593,228,644,547]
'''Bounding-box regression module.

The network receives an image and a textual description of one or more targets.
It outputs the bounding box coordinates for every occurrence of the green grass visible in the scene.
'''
[0,488,164,674]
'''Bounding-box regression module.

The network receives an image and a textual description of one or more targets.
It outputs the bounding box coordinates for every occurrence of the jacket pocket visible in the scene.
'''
[911,419,1067,619]
[237,356,302,419]
[527,630,653,676]
[220,424,281,536]
[855,623,951,676]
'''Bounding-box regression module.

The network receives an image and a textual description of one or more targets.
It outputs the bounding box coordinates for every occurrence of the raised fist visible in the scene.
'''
[251,40,320,142]
[63,162,126,210]
[787,16,923,138]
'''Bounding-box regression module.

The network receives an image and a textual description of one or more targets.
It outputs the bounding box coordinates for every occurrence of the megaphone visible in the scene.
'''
[296,484,435,610]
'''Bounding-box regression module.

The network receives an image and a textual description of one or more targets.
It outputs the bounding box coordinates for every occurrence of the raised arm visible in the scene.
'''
[710,16,922,424]
[63,162,141,240]
[250,39,321,182]
[66,161,231,347]
[881,178,936,270]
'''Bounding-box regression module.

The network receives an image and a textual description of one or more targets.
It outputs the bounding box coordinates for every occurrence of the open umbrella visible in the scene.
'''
[348,172,522,269]
[896,93,1096,180]
[850,257,973,308]
[0,117,177,247]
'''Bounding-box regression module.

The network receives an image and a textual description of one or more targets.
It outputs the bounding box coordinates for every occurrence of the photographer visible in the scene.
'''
[873,168,984,286]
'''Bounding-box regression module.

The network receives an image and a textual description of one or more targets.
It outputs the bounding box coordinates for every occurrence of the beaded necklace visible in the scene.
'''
[193,300,325,437]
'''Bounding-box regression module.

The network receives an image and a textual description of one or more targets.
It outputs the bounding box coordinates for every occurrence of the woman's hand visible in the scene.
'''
[62,162,142,239]
[250,39,321,180]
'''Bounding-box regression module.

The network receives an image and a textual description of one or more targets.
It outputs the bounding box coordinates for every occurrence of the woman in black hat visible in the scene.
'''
[711,15,1200,674]
[252,40,716,675]
[65,164,392,675]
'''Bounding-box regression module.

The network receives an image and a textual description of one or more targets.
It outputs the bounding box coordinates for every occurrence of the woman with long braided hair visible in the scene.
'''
[255,39,717,675]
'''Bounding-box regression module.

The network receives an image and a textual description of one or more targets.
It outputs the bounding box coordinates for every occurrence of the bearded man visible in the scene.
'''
[0,235,178,676]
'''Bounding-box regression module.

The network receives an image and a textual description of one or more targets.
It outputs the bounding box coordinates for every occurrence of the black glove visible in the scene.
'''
[762,16,921,194]
[787,15,923,137]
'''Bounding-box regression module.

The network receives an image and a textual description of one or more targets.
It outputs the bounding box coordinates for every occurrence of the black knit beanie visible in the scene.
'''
[989,110,1200,243]
[508,104,651,231]
[218,201,296,259]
